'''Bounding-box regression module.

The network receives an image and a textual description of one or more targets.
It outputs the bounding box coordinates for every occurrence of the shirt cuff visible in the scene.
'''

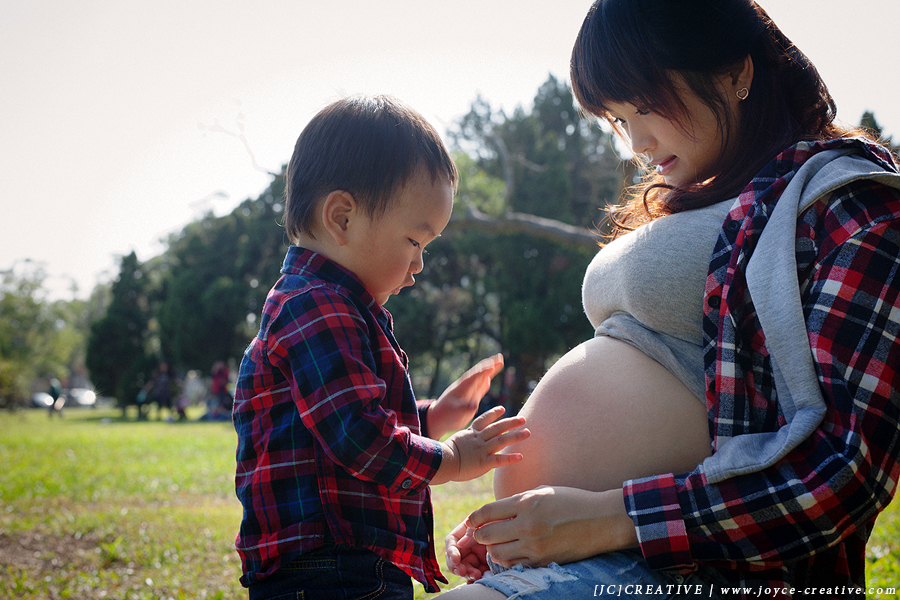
[623,473,695,573]
[392,433,443,495]
[416,399,435,439]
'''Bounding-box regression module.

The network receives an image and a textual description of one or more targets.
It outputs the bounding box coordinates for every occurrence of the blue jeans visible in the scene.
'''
[247,544,413,600]
[473,550,726,599]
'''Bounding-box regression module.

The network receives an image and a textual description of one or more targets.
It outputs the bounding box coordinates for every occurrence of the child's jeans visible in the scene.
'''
[247,543,413,600]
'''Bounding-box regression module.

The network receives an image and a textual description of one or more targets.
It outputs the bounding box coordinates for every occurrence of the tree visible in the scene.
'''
[155,175,286,372]
[86,252,153,409]
[0,262,91,408]
[860,111,899,161]
[389,160,505,397]
[434,75,627,408]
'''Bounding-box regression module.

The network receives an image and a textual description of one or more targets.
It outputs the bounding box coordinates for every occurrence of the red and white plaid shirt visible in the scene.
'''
[625,138,900,598]
[233,248,446,591]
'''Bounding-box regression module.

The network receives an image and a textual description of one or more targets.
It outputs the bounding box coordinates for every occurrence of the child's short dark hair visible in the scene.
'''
[284,95,459,243]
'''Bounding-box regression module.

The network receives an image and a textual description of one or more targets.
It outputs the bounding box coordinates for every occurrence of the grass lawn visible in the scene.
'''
[1,407,898,599]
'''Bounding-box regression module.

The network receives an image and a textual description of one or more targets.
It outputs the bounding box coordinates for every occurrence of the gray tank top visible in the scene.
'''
[581,198,734,401]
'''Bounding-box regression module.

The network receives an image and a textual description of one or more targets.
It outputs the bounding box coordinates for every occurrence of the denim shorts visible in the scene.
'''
[247,544,413,600]
[472,550,725,599]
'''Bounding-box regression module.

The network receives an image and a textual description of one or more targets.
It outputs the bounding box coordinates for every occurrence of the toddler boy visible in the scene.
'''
[233,95,528,599]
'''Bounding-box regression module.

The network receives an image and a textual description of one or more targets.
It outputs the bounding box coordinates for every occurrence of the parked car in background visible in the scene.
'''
[31,392,54,408]
[31,388,97,409]
[67,388,97,408]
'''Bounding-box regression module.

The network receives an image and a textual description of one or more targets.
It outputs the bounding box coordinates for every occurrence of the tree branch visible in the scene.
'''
[446,204,602,249]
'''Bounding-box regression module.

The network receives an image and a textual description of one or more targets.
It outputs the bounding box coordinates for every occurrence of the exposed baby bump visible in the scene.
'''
[493,336,711,499]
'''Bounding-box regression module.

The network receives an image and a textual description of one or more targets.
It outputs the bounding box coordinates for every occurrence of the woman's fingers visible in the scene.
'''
[466,495,519,530]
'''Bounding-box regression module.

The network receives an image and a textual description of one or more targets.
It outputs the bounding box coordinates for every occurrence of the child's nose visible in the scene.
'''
[411,253,424,275]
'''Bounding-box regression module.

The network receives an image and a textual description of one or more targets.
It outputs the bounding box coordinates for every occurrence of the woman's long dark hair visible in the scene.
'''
[571,0,860,235]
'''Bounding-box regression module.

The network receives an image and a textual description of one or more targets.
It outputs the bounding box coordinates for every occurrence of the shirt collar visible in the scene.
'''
[732,136,899,219]
[281,246,387,317]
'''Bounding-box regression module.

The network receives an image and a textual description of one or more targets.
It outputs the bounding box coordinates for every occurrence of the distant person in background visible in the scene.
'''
[208,360,231,420]
[151,361,173,421]
[47,377,64,418]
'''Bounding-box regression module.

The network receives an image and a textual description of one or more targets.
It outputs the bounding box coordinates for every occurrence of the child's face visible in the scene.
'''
[347,169,454,305]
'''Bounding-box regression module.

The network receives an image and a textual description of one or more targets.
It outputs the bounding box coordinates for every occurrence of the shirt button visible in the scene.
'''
[707,295,721,308]
[725,220,740,232]
[401,478,413,489]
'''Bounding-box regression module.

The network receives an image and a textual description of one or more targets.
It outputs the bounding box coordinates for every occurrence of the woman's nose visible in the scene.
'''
[629,126,653,156]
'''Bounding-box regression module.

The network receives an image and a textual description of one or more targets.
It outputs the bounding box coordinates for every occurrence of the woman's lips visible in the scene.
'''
[654,156,677,176]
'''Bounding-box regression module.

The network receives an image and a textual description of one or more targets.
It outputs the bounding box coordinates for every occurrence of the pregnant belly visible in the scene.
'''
[493,335,711,499]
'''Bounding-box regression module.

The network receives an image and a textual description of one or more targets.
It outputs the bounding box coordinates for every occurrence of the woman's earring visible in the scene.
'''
[736,87,750,101]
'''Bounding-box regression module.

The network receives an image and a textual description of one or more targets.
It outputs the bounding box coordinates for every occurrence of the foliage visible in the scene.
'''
[0,263,91,408]
[449,74,626,232]
[438,75,621,406]
[155,177,286,373]
[860,111,899,162]
[85,252,154,407]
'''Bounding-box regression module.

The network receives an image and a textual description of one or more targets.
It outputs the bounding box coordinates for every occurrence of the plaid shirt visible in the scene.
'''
[233,247,446,591]
[624,139,900,598]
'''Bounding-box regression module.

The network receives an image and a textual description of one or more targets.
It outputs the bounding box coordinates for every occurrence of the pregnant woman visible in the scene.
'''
[440,0,900,598]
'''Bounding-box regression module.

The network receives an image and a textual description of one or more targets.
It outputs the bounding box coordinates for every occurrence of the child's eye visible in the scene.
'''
[635,107,651,116]
[409,239,421,248]
[611,116,626,126]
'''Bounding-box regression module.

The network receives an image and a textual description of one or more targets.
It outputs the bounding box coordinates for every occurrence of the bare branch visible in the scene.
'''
[446,203,602,249]
[198,115,280,178]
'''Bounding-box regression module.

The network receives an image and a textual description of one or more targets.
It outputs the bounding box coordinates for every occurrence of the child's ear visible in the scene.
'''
[320,190,357,246]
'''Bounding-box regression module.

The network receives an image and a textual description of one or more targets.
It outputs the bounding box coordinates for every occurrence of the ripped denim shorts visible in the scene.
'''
[472,550,725,599]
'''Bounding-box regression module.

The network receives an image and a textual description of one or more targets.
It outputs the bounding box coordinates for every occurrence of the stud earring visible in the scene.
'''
[736,87,749,101]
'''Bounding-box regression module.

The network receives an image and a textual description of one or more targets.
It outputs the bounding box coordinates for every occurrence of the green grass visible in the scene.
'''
[1,408,898,599]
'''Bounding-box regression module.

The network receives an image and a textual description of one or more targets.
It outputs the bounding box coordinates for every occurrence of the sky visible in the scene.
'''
[2,0,899,300]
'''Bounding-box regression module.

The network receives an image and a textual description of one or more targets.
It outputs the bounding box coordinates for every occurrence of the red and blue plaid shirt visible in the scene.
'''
[233,247,446,591]
[624,138,900,598]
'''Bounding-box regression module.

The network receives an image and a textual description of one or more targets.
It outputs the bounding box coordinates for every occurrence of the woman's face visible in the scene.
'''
[606,75,739,188]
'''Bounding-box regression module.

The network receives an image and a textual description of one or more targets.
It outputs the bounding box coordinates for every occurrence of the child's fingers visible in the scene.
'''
[476,415,527,439]
[470,405,506,430]
[485,451,525,469]
[484,427,531,453]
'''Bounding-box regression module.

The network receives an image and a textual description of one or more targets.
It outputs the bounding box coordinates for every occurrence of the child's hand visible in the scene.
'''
[433,406,530,485]
[427,354,504,440]
[445,519,490,582]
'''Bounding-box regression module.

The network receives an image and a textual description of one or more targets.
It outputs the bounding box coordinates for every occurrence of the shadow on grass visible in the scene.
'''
[9,406,232,427]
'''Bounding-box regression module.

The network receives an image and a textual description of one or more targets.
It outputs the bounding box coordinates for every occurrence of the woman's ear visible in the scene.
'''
[731,54,754,92]
[320,190,357,246]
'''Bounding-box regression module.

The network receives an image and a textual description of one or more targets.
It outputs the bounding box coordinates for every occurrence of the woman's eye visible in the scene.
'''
[635,107,650,116]
[409,239,421,248]
[611,116,626,126]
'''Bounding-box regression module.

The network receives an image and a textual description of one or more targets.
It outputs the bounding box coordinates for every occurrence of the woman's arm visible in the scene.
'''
[631,185,900,573]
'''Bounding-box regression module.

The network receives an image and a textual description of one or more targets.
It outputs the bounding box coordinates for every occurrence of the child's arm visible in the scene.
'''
[425,354,504,440]
[430,406,530,485]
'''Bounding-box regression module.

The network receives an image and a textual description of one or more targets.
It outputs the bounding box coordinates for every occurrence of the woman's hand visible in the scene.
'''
[462,486,639,569]
[428,354,504,440]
